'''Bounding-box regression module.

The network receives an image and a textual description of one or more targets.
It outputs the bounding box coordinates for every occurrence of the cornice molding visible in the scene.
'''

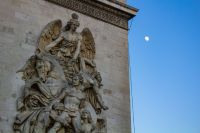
[45,0,138,30]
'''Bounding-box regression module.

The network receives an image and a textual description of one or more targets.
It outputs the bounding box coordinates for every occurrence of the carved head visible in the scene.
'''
[36,59,51,82]
[81,109,92,123]
[66,13,80,32]
[72,74,83,86]
[95,72,102,82]
[72,75,80,86]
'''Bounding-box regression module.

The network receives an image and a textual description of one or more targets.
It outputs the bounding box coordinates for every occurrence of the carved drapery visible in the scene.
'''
[14,13,108,133]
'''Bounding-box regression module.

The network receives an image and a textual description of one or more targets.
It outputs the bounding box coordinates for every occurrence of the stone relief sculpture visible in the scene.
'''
[14,13,108,133]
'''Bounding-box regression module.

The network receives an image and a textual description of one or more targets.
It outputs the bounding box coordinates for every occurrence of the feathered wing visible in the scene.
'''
[84,88,102,113]
[81,28,95,60]
[81,28,103,113]
[17,20,62,79]
[37,19,62,53]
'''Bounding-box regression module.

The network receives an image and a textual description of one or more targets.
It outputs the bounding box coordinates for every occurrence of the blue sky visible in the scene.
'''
[127,0,200,133]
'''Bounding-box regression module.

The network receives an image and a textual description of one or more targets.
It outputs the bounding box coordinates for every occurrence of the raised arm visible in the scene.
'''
[45,36,64,52]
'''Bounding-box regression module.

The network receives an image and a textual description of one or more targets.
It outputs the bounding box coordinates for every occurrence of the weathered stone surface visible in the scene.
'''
[0,0,135,132]
[118,0,126,3]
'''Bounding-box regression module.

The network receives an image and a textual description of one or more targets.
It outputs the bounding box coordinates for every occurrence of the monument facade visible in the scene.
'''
[0,0,137,132]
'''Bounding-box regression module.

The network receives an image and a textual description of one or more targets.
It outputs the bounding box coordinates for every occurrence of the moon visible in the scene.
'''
[144,36,150,42]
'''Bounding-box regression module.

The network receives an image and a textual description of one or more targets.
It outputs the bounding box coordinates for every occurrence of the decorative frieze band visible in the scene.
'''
[45,0,137,30]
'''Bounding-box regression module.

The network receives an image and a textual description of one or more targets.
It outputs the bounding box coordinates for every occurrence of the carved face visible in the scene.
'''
[70,23,78,32]
[36,60,50,82]
[96,73,102,82]
[72,75,80,86]
[81,110,89,119]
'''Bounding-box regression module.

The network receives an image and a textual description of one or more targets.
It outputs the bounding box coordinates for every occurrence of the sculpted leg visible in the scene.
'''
[48,111,70,133]
[72,115,81,133]
[48,122,62,133]
[33,111,49,133]
[94,86,108,110]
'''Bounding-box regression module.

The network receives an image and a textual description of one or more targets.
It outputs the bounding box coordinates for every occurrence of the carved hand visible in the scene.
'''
[45,99,59,112]
[45,36,64,51]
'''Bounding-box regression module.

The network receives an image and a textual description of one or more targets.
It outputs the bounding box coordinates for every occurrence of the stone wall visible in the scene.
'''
[0,0,130,132]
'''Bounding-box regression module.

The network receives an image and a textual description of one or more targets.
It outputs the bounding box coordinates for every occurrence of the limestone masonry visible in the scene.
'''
[0,0,137,133]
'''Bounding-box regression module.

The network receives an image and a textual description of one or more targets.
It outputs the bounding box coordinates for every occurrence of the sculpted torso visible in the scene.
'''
[62,31,81,43]
[64,87,85,111]
[57,31,81,59]
[45,77,66,97]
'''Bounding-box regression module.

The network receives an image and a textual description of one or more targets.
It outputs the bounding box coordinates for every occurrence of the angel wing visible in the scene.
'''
[17,55,37,81]
[81,28,95,60]
[37,19,62,53]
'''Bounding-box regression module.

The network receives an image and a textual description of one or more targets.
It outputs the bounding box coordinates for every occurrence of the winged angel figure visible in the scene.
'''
[14,13,108,133]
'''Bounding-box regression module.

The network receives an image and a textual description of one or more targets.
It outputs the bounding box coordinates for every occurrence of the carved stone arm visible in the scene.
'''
[73,35,82,60]
[45,89,66,111]
[45,36,64,51]
[53,88,70,103]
